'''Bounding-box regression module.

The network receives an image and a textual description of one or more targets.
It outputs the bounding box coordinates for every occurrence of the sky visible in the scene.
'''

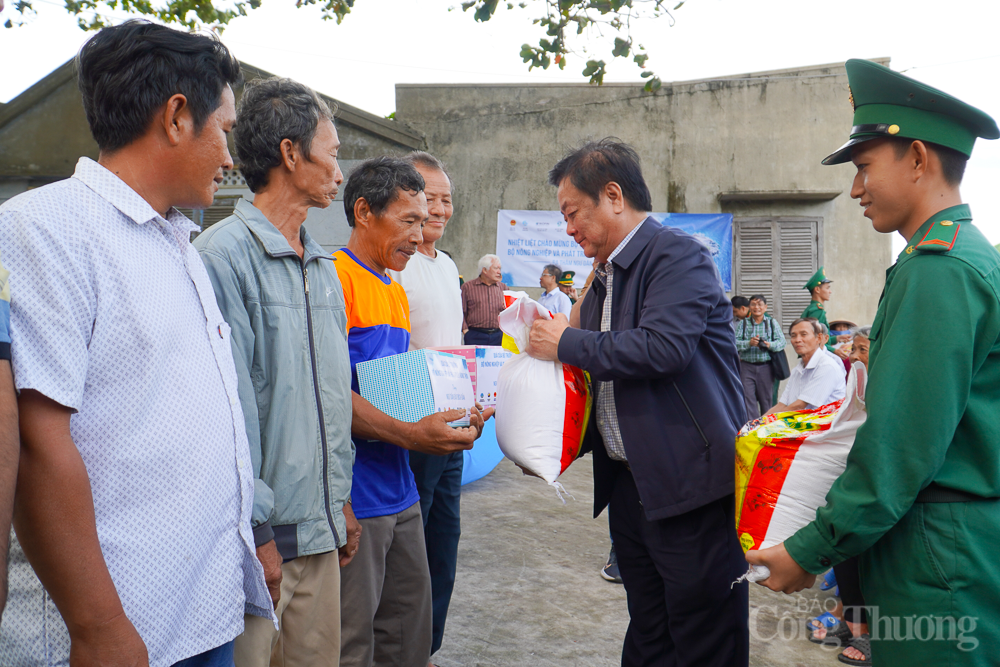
[3,0,1000,254]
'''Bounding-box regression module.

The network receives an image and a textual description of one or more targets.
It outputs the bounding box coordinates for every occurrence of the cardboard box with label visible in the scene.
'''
[356,349,475,427]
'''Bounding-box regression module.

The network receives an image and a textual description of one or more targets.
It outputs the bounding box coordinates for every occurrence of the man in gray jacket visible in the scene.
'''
[195,78,359,667]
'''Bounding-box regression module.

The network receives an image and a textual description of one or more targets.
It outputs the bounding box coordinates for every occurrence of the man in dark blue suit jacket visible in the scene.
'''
[527,139,749,667]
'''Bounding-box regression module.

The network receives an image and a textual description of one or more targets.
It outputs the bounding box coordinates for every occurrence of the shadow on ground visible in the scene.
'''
[433,454,842,667]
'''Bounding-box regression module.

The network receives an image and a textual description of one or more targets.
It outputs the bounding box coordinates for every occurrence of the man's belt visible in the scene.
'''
[916,483,995,503]
[469,327,500,333]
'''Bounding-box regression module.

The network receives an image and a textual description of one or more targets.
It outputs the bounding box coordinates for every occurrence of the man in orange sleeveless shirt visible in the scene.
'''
[336,156,492,667]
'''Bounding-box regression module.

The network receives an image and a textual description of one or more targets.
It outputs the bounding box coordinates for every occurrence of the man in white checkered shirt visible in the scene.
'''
[0,22,273,667]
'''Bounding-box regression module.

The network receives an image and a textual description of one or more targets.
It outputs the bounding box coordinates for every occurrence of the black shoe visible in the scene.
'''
[601,545,623,583]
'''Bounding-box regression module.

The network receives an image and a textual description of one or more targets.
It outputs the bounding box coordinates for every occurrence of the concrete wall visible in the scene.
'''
[394,61,893,328]
[0,75,98,181]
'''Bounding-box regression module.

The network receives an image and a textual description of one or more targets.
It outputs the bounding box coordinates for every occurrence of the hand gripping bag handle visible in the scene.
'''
[497,295,552,352]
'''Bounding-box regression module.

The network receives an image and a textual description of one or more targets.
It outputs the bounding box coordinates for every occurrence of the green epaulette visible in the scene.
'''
[914,219,960,253]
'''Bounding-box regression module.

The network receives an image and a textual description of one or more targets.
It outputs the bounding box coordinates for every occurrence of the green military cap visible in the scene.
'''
[558,270,575,285]
[803,267,832,291]
[822,59,1000,165]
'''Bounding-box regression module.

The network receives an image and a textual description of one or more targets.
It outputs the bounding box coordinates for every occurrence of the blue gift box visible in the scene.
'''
[357,349,473,427]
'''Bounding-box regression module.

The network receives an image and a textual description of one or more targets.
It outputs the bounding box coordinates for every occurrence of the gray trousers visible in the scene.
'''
[739,360,773,419]
[340,502,432,667]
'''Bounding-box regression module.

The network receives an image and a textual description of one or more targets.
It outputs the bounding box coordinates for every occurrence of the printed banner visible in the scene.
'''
[496,210,732,290]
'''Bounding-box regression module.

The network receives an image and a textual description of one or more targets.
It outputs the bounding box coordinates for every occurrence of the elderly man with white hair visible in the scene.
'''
[461,253,508,346]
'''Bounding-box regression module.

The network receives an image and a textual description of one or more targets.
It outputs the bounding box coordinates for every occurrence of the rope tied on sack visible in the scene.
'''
[550,480,575,504]
[731,564,770,588]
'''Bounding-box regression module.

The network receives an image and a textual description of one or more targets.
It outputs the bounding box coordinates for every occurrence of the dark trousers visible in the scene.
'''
[609,471,749,667]
[739,360,773,419]
[834,556,867,625]
[409,450,464,655]
[463,328,503,346]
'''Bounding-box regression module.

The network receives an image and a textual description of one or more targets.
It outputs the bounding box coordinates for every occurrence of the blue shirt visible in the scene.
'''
[334,249,420,519]
[538,288,573,318]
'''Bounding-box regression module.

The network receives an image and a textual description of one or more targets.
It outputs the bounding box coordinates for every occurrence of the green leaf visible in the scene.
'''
[643,77,662,92]
[612,36,630,58]
[473,0,499,22]
[582,58,606,84]
[519,43,552,71]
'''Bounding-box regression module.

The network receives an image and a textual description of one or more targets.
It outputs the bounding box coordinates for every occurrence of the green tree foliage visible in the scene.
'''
[5,0,680,91]
[477,0,680,90]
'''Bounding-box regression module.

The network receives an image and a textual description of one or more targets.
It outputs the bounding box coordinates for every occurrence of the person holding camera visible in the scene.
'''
[735,294,786,418]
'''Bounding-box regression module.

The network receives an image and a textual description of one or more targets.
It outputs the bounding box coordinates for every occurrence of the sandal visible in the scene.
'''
[820,569,838,591]
[837,633,872,666]
[807,612,851,645]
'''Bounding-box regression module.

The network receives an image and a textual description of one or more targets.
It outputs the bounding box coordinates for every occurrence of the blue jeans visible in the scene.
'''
[409,450,464,655]
[171,641,235,667]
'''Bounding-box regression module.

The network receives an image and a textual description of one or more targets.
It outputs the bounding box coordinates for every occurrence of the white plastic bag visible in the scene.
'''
[494,296,590,498]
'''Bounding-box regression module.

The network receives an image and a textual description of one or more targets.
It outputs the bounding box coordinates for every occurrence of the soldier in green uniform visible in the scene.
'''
[746,59,1000,667]
[801,268,837,353]
[801,267,832,327]
[558,270,578,304]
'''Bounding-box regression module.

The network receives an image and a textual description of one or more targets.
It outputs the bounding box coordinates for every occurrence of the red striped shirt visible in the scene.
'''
[461,277,508,330]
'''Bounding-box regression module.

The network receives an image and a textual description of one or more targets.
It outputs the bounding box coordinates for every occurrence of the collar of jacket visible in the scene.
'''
[609,216,662,270]
[233,197,332,264]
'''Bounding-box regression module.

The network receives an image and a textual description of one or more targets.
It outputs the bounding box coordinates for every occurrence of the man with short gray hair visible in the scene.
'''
[194,76,358,667]
[461,254,507,345]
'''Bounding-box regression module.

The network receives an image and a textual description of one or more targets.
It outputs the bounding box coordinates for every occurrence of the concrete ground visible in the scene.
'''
[433,455,844,667]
